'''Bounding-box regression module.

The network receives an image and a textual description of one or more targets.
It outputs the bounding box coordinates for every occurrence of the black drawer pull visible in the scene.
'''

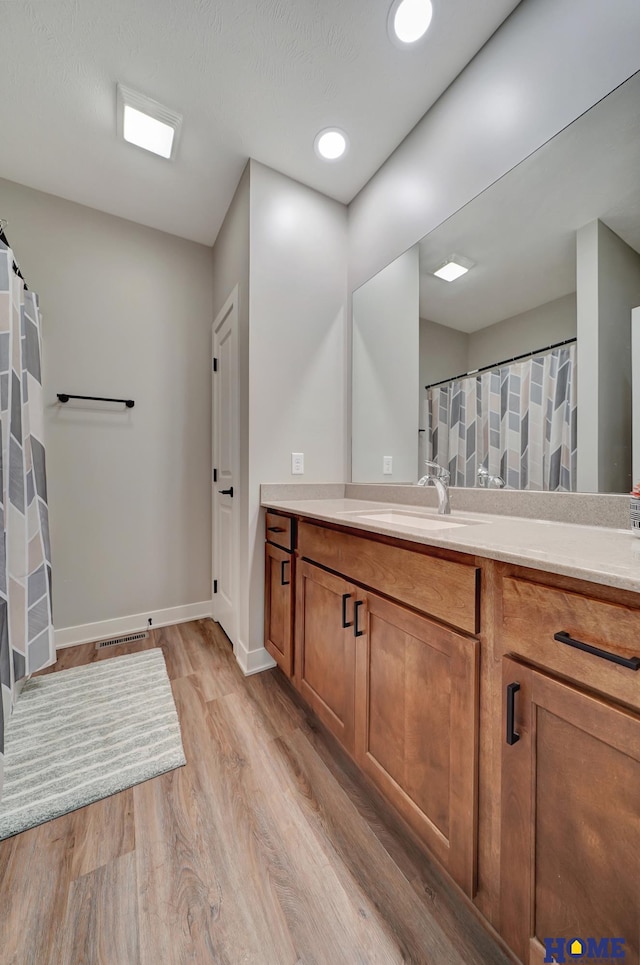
[354,600,364,638]
[554,631,640,671]
[280,559,290,586]
[268,526,286,533]
[506,682,520,745]
[341,593,353,628]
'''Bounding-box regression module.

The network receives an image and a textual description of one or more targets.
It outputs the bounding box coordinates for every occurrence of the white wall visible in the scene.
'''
[632,306,640,485]
[598,225,640,493]
[246,161,348,663]
[577,220,640,492]
[467,293,577,371]
[420,317,468,390]
[351,248,419,483]
[348,0,640,291]
[0,178,213,631]
[420,294,577,391]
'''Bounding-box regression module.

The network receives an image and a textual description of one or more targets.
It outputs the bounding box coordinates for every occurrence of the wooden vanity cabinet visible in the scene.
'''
[264,511,640,960]
[293,522,481,897]
[497,569,640,964]
[500,657,640,965]
[355,591,479,895]
[295,560,361,751]
[264,512,295,676]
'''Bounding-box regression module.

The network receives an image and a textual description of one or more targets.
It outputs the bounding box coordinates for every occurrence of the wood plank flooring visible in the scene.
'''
[0,620,513,964]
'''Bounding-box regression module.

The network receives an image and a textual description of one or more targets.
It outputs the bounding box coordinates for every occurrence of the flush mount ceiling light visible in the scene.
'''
[388,0,433,46]
[117,85,182,160]
[314,128,349,161]
[431,254,474,282]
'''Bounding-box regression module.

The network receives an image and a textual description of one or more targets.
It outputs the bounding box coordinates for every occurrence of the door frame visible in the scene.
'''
[211,285,240,645]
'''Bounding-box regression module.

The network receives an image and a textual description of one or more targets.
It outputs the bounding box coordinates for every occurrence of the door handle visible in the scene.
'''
[506,682,520,745]
[353,600,364,638]
[341,593,353,628]
[280,559,290,586]
[554,630,640,670]
[218,487,234,497]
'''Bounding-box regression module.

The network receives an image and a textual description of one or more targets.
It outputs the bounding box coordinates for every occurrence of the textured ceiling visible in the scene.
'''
[418,70,640,331]
[0,0,521,245]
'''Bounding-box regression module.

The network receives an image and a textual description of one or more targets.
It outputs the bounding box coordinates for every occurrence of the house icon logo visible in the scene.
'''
[543,936,627,963]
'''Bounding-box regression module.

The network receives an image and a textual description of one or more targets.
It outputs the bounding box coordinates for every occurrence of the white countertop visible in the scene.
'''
[262,496,640,594]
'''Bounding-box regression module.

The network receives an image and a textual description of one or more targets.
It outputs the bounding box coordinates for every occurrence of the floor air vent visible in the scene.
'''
[96,631,149,650]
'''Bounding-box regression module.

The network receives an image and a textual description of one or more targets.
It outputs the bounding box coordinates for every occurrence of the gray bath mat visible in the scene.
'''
[0,648,186,839]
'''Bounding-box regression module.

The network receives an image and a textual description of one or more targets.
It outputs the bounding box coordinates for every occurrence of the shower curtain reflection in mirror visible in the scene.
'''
[425,345,577,491]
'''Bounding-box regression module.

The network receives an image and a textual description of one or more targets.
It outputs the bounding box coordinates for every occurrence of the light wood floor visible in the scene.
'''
[0,620,511,965]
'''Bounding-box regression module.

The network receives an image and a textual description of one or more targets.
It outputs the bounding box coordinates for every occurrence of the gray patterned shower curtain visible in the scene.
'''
[0,242,55,799]
[426,345,577,491]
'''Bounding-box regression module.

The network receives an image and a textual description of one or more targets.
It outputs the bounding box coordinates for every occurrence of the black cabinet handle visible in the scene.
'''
[354,600,364,638]
[554,631,640,671]
[280,559,290,586]
[506,682,520,745]
[218,487,234,497]
[268,526,286,533]
[341,593,353,628]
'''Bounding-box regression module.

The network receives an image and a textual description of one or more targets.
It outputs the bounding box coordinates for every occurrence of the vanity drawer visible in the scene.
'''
[500,576,640,709]
[298,521,480,635]
[265,512,295,551]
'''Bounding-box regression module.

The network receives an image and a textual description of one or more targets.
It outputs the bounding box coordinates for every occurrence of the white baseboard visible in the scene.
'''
[233,636,277,676]
[55,600,213,649]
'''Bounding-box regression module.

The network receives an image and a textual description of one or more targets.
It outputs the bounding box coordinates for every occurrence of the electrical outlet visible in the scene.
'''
[383,456,393,475]
[291,452,304,474]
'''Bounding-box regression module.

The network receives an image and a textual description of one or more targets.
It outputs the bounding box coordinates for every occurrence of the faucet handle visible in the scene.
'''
[423,460,450,484]
[477,466,505,489]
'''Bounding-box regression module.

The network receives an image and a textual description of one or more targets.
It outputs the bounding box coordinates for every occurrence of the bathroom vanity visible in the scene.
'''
[262,495,640,965]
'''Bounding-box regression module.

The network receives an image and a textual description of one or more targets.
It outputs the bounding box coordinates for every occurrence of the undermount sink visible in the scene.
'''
[344,510,478,531]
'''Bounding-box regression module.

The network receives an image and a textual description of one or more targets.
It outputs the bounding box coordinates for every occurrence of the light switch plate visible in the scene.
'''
[291,452,304,474]
[383,456,393,474]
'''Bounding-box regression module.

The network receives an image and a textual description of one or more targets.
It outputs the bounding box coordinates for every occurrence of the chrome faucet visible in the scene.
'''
[417,461,451,515]
[477,466,505,489]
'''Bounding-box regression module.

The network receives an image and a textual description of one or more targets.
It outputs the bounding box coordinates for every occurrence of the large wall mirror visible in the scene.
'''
[352,70,640,494]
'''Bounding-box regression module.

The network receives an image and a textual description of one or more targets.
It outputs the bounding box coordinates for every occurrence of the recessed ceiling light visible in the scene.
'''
[117,85,182,160]
[314,128,349,161]
[388,0,433,45]
[432,255,474,282]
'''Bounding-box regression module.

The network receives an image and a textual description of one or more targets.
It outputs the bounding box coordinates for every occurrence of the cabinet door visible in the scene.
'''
[264,543,294,676]
[500,658,640,965]
[355,592,479,896]
[295,560,358,751]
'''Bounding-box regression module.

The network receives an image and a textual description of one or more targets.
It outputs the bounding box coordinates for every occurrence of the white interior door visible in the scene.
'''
[212,287,239,644]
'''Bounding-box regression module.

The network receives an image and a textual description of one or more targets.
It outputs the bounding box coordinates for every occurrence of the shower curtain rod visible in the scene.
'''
[0,220,28,290]
[424,336,577,391]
